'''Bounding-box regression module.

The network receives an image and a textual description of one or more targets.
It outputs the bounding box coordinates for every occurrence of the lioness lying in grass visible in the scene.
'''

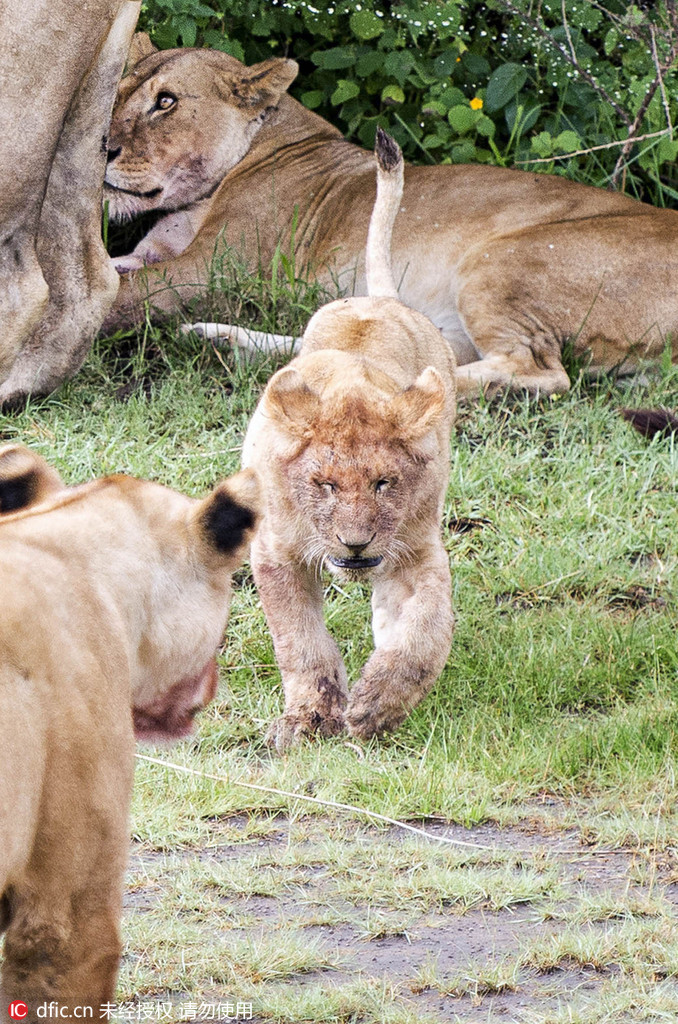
[241,130,456,751]
[0,446,259,1016]
[105,36,678,396]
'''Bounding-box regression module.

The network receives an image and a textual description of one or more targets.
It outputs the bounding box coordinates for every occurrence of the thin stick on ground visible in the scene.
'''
[135,753,495,851]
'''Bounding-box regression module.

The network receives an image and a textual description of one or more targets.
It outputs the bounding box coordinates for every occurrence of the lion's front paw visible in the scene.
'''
[265,709,346,753]
[111,254,146,274]
[345,683,406,741]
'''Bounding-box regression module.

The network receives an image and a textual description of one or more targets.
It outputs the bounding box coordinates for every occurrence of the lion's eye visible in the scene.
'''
[375,478,392,493]
[316,481,336,495]
[154,92,177,112]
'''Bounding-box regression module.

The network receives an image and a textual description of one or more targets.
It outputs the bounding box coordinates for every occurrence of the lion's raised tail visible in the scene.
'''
[365,127,404,299]
[621,408,678,439]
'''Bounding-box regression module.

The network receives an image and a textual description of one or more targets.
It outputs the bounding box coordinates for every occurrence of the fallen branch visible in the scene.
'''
[516,129,671,165]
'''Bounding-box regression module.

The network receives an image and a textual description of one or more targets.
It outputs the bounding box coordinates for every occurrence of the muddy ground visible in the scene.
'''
[122,814,678,1023]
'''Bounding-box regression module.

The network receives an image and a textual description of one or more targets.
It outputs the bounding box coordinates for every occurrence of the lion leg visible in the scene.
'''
[345,541,454,739]
[0,1,141,406]
[0,802,128,1016]
[453,266,571,398]
[0,715,132,1016]
[455,352,570,398]
[1,886,123,1017]
[252,536,348,752]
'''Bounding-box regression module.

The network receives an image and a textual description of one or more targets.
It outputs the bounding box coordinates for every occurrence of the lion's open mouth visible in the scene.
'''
[328,555,383,570]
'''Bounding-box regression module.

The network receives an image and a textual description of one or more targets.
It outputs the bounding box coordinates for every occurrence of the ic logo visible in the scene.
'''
[8,1003,28,1021]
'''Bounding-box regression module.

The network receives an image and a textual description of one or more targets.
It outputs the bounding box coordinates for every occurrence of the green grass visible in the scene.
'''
[520,919,678,978]
[520,979,678,1024]
[2,268,678,1019]
[412,953,521,998]
[112,355,678,845]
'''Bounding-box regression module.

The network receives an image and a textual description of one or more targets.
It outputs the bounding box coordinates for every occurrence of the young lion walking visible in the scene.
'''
[243,130,457,751]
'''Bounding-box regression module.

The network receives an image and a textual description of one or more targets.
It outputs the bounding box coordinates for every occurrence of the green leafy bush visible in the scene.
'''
[137,0,678,204]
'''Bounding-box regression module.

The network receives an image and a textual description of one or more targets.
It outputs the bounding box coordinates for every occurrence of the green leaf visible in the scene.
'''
[554,130,581,153]
[451,139,477,163]
[656,137,678,164]
[604,26,619,56]
[383,50,415,86]
[448,104,476,134]
[438,86,467,110]
[504,99,541,135]
[422,132,451,149]
[476,114,496,139]
[350,10,384,41]
[462,53,491,77]
[355,50,384,77]
[381,84,405,105]
[422,100,447,117]
[485,63,528,114]
[331,79,360,105]
[357,117,386,149]
[531,131,554,158]
[432,50,459,79]
[174,14,196,47]
[202,32,245,61]
[301,90,324,110]
[312,47,356,70]
[152,24,179,48]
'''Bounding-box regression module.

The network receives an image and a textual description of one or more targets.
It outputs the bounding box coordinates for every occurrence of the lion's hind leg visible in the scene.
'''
[453,247,574,398]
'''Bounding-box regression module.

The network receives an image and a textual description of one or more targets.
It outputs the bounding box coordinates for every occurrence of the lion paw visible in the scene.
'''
[345,699,405,741]
[111,254,146,274]
[345,674,409,740]
[265,710,345,753]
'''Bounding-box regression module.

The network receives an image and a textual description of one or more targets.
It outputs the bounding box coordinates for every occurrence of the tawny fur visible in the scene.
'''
[105,38,678,396]
[0,448,259,1015]
[241,131,456,750]
[0,1,141,409]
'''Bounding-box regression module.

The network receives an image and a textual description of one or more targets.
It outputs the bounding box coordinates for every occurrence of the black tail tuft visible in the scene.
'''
[375,126,402,172]
[621,407,678,439]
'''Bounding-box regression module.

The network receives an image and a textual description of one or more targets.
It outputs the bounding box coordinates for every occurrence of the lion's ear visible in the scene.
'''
[194,469,261,559]
[0,445,63,513]
[264,367,321,436]
[391,367,447,440]
[127,31,158,71]
[227,58,298,109]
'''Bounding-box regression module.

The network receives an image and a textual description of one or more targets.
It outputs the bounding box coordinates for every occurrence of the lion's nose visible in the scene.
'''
[107,145,122,163]
[337,533,376,555]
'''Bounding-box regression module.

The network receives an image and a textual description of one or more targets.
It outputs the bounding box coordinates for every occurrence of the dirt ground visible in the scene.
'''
[123,814,678,1023]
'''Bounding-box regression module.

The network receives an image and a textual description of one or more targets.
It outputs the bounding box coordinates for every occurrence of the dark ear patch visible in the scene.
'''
[0,446,63,511]
[0,471,35,513]
[202,491,256,554]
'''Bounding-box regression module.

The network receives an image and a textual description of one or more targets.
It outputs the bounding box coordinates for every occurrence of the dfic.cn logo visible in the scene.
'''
[8,1003,28,1021]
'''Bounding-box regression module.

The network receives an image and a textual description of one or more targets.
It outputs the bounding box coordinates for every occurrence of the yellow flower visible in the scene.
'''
[470,97,483,111]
